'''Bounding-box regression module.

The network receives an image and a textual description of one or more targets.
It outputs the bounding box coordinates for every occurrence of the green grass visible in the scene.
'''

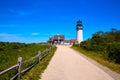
[72,46,120,74]
[21,47,57,80]
[0,42,51,80]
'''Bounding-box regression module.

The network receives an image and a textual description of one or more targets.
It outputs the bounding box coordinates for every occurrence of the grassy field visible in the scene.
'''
[72,46,120,74]
[21,47,57,80]
[0,42,52,80]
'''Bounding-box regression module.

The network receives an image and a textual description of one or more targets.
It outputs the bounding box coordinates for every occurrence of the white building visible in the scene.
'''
[76,20,83,43]
[48,20,83,45]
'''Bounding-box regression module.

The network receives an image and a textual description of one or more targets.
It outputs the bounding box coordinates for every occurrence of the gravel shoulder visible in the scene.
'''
[40,45,119,80]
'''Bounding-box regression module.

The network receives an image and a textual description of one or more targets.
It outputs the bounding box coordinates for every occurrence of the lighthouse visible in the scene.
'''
[76,20,83,44]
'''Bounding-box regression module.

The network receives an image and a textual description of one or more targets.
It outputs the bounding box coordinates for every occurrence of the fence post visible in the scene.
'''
[52,46,54,51]
[46,49,47,54]
[38,51,41,62]
[51,47,53,52]
[47,49,49,54]
[17,57,22,78]
[50,47,52,52]
[46,49,48,54]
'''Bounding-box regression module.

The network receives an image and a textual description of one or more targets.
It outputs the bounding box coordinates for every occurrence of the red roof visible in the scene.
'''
[70,39,78,43]
[64,39,78,43]
[54,35,64,40]
[64,40,70,43]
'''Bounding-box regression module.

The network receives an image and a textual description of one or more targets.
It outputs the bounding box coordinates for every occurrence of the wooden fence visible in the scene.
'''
[0,46,55,80]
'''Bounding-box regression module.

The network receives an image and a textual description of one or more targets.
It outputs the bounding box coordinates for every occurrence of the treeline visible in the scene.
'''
[77,28,120,63]
[0,42,28,51]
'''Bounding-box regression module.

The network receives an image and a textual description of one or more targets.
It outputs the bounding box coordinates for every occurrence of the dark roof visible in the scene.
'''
[77,20,82,23]
[76,20,82,26]
[48,37,53,41]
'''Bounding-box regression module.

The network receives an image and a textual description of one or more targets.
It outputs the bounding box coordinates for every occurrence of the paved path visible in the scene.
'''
[40,45,115,80]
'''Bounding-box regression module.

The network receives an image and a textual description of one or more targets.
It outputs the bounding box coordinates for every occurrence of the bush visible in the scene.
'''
[73,43,79,47]
[77,29,120,64]
[107,43,120,63]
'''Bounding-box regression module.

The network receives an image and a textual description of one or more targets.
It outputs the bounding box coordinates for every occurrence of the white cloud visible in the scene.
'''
[0,33,16,37]
[0,24,38,28]
[0,33,47,43]
[31,32,40,36]
[0,33,21,41]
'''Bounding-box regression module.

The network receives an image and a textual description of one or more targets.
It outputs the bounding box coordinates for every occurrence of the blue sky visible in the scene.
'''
[0,0,120,43]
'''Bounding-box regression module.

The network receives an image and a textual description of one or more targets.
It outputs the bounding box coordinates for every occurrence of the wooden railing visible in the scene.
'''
[0,46,55,80]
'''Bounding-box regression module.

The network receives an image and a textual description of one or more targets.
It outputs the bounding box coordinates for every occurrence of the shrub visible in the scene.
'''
[73,43,79,47]
[107,43,120,63]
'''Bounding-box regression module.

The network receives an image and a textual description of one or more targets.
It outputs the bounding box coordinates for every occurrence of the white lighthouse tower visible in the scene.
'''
[76,20,83,44]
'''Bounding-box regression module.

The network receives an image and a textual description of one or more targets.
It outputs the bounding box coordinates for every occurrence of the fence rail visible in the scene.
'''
[0,45,55,80]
